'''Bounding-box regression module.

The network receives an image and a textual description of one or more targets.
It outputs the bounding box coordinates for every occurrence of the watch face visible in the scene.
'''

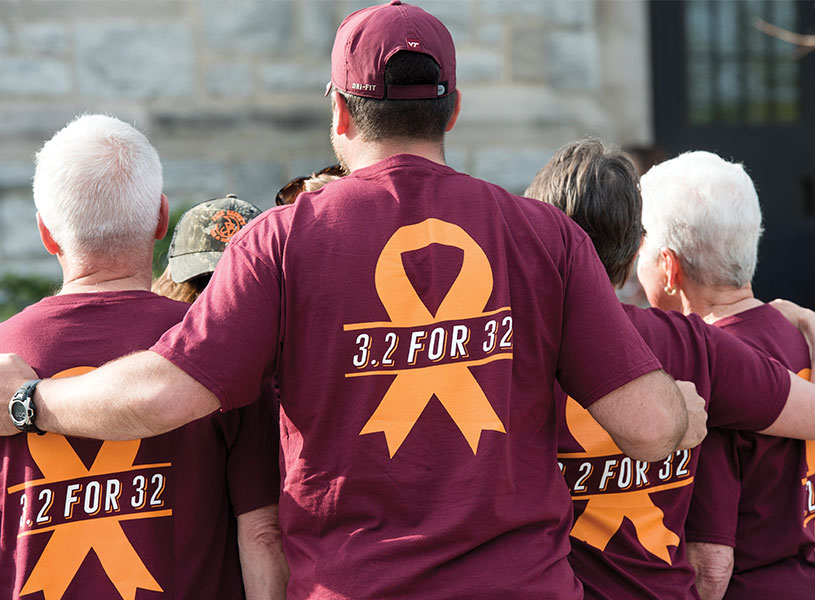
[10,400,27,423]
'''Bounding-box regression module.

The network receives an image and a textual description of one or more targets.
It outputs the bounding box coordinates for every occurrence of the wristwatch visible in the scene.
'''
[8,379,45,435]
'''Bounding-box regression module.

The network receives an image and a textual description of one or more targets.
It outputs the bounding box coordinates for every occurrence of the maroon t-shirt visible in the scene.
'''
[0,291,278,599]
[559,305,790,599]
[685,304,815,598]
[152,154,661,599]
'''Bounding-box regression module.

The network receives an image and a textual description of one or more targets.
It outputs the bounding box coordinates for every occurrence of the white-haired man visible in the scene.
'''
[0,4,706,598]
[638,151,815,599]
[0,114,282,599]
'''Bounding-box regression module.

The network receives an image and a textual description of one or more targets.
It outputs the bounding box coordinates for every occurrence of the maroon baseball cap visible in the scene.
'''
[328,0,456,100]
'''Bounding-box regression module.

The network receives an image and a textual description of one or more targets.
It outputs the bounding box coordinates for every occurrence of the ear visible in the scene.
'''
[444,89,462,132]
[659,247,681,291]
[36,213,61,256]
[155,194,170,241]
[332,91,353,137]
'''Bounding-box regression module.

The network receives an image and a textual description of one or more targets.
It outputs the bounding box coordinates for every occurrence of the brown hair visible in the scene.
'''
[303,172,341,194]
[343,51,456,142]
[276,165,344,206]
[152,266,211,304]
[525,139,643,287]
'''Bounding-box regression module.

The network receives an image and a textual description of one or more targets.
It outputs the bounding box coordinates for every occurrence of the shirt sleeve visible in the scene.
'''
[685,427,741,547]
[704,323,790,430]
[227,382,281,516]
[556,236,662,408]
[151,230,283,411]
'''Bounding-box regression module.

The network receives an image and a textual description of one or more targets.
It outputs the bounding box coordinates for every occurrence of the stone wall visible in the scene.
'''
[0,0,652,279]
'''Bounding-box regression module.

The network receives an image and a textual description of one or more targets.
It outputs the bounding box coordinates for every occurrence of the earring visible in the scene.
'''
[664,285,677,296]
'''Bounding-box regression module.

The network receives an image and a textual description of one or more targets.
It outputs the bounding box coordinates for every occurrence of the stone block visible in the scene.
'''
[0,23,9,52]
[0,194,44,259]
[0,106,77,139]
[480,0,593,25]
[541,0,594,28]
[205,63,254,98]
[457,49,503,82]
[3,1,184,21]
[299,0,340,56]
[0,57,70,95]
[343,1,378,16]
[511,26,546,82]
[151,106,327,137]
[0,162,34,190]
[479,0,596,28]
[419,0,472,45]
[18,22,69,55]
[259,62,328,93]
[162,159,228,198]
[0,106,148,139]
[76,23,194,98]
[202,0,294,56]
[479,0,546,17]
[455,85,557,128]
[477,22,504,46]
[453,85,607,140]
[473,147,553,194]
[230,160,285,210]
[545,30,601,91]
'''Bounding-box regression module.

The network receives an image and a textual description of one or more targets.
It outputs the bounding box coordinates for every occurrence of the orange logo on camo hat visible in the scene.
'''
[168,195,262,283]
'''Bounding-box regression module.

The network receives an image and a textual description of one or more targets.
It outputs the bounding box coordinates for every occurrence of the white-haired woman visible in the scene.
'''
[638,151,815,599]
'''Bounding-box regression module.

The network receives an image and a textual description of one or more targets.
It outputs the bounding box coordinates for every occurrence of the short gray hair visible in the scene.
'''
[639,151,763,288]
[33,114,163,257]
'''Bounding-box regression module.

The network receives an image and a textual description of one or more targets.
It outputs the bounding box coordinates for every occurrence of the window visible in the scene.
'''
[685,0,801,124]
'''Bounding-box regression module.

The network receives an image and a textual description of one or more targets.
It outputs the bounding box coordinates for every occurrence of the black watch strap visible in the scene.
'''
[9,379,46,436]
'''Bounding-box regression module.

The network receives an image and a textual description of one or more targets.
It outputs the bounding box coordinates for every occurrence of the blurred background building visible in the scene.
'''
[0,0,812,309]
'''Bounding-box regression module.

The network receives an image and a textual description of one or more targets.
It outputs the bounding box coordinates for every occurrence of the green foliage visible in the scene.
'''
[152,204,190,277]
[0,272,60,322]
[0,205,190,321]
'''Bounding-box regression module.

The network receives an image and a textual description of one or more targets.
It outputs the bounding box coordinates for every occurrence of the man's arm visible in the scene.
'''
[238,505,289,600]
[770,299,815,381]
[686,541,733,600]
[759,372,815,438]
[0,351,218,439]
[587,371,705,462]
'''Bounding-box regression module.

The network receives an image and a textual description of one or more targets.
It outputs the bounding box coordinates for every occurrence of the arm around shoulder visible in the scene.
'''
[34,350,221,440]
[770,299,815,380]
[587,370,703,462]
[759,371,815,439]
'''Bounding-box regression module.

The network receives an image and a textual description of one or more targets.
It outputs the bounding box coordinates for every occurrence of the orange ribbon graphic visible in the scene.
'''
[10,367,169,600]
[561,397,690,564]
[349,218,508,456]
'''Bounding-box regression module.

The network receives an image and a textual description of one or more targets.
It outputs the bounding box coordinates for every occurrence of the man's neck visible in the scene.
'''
[59,273,152,295]
[58,253,154,295]
[347,138,446,172]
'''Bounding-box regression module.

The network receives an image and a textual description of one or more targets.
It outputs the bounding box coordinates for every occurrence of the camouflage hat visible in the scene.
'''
[168,195,262,283]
